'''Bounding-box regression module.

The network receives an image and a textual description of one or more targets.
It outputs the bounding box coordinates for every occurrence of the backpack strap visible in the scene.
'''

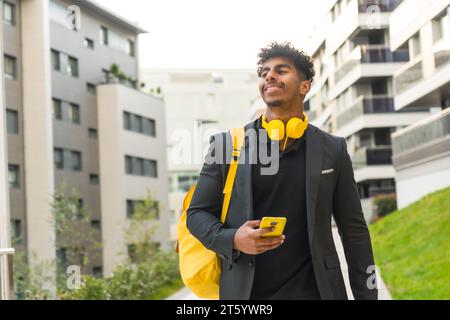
[220,127,245,223]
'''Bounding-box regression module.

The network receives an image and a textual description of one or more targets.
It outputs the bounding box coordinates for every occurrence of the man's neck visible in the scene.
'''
[265,104,305,125]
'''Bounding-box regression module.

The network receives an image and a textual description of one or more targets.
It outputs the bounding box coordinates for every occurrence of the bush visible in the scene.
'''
[373,193,397,218]
[62,250,181,300]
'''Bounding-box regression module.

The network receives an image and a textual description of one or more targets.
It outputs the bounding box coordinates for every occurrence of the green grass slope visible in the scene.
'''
[369,187,450,300]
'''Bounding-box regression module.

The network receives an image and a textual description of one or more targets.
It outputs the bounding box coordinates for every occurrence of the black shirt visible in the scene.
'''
[250,117,320,300]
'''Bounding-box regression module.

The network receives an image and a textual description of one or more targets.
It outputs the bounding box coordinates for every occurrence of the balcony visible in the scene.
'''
[358,0,403,13]
[327,0,397,55]
[433,37,450,69]
[394,57,423,94]
[335,45,409,83]
[353,146,393,169]
[392,108,450,160]
[337,96,395,128]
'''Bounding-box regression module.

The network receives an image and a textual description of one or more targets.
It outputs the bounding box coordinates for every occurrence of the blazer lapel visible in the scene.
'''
[306,125,324,243]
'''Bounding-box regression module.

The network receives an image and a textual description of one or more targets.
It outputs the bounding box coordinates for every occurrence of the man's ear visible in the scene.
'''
[299,80,311,97]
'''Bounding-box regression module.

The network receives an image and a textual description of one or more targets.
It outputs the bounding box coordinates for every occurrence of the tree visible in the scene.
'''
[50,183,102,294]
[123,191,160,264]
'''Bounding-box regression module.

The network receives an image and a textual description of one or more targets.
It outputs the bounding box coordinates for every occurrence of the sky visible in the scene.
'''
[94,0,324,69]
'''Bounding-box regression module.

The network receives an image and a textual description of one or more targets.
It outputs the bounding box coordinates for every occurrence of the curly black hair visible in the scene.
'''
[257,42,315,82]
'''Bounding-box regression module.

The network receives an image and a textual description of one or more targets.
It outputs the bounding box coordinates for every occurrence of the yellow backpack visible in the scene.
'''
[176,128,245,299]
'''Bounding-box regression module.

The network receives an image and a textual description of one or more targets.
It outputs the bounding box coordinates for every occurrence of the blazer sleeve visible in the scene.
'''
[332,137,378,300]
[186,133,238,263]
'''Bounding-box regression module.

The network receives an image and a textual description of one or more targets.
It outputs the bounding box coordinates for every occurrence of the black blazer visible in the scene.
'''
[187,120,378,300]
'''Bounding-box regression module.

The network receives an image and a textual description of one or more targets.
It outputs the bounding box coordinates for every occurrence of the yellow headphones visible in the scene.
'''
[261,113,309,150]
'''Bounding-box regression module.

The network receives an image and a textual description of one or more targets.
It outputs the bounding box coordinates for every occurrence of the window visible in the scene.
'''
[54,148,64,169]
[432,14,446,43]
[100,26,108,45]
[123,112,132,130]
[91,220,101,230]
[56,248,68,268]
[71,151,82,171]
[101,68,110,83]
[86,83,96,95]
[8,164,19,188]
[84,38,94,49]
[125,156,132,174]
[90,174,99,185]
[125,156,157,177]
[6,109,18,134]
[69,103,80,124]
[178,175,198,192]
[88,128,97,139]
[4,54,16,79]
[143,159,157,177]
[133,158,144,176]
[92,266,103,278]
[53,98,62,120]
[126,200,135,218]
[51,50,60,71]
[142,118,156,137]
[68,56,79,77]
[127,39,135,57]
[3,1,15,25]
[11,219,21,242]
[131,114,142,132]
[359,131,372,149]
[124,111,156,137]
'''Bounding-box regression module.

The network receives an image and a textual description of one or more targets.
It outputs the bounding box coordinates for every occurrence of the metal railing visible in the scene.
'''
[0,248,15,300]
[353,146,393,169]
[337,95,395,128]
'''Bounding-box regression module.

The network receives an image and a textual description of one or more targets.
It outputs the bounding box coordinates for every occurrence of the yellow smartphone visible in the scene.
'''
[260,217,287,238]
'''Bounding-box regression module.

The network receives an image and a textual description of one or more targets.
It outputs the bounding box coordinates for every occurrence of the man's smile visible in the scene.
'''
[264,83,284,95]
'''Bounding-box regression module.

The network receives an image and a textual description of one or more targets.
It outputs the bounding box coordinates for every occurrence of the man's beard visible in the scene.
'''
[266,99,283,107]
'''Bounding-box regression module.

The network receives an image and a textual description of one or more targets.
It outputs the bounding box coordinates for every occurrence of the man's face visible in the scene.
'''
[258,56,307,108]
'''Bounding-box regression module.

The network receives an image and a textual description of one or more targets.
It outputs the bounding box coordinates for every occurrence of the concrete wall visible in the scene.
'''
[395,154,450,208]
[97,84,169,275]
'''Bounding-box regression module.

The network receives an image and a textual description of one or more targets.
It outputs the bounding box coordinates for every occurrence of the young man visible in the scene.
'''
[187,42,377,300]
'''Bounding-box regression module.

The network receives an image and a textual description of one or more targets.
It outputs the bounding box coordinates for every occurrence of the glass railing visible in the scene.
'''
[358,0,403,13]
[392,108,450,155]
[360,46,409,63]
[353,146,393,169]
[337,96,395,128]
[394,58,423,94]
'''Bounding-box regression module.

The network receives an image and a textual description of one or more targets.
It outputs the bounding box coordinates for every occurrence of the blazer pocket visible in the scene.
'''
[324,254,341,269]
[321,168,334,175]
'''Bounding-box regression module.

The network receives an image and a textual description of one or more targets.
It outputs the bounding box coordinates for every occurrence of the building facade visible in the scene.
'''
[304,0,434,221]
[389,0,450,208]
[1,0,170,285]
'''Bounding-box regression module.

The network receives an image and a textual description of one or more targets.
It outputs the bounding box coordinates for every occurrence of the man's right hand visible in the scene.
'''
[233,220,285,255]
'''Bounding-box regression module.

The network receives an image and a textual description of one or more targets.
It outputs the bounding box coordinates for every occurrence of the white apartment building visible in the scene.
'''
[141,69,259,239]
[305,0,434,221]
[389,0,450,208]
[1,0,170,296]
